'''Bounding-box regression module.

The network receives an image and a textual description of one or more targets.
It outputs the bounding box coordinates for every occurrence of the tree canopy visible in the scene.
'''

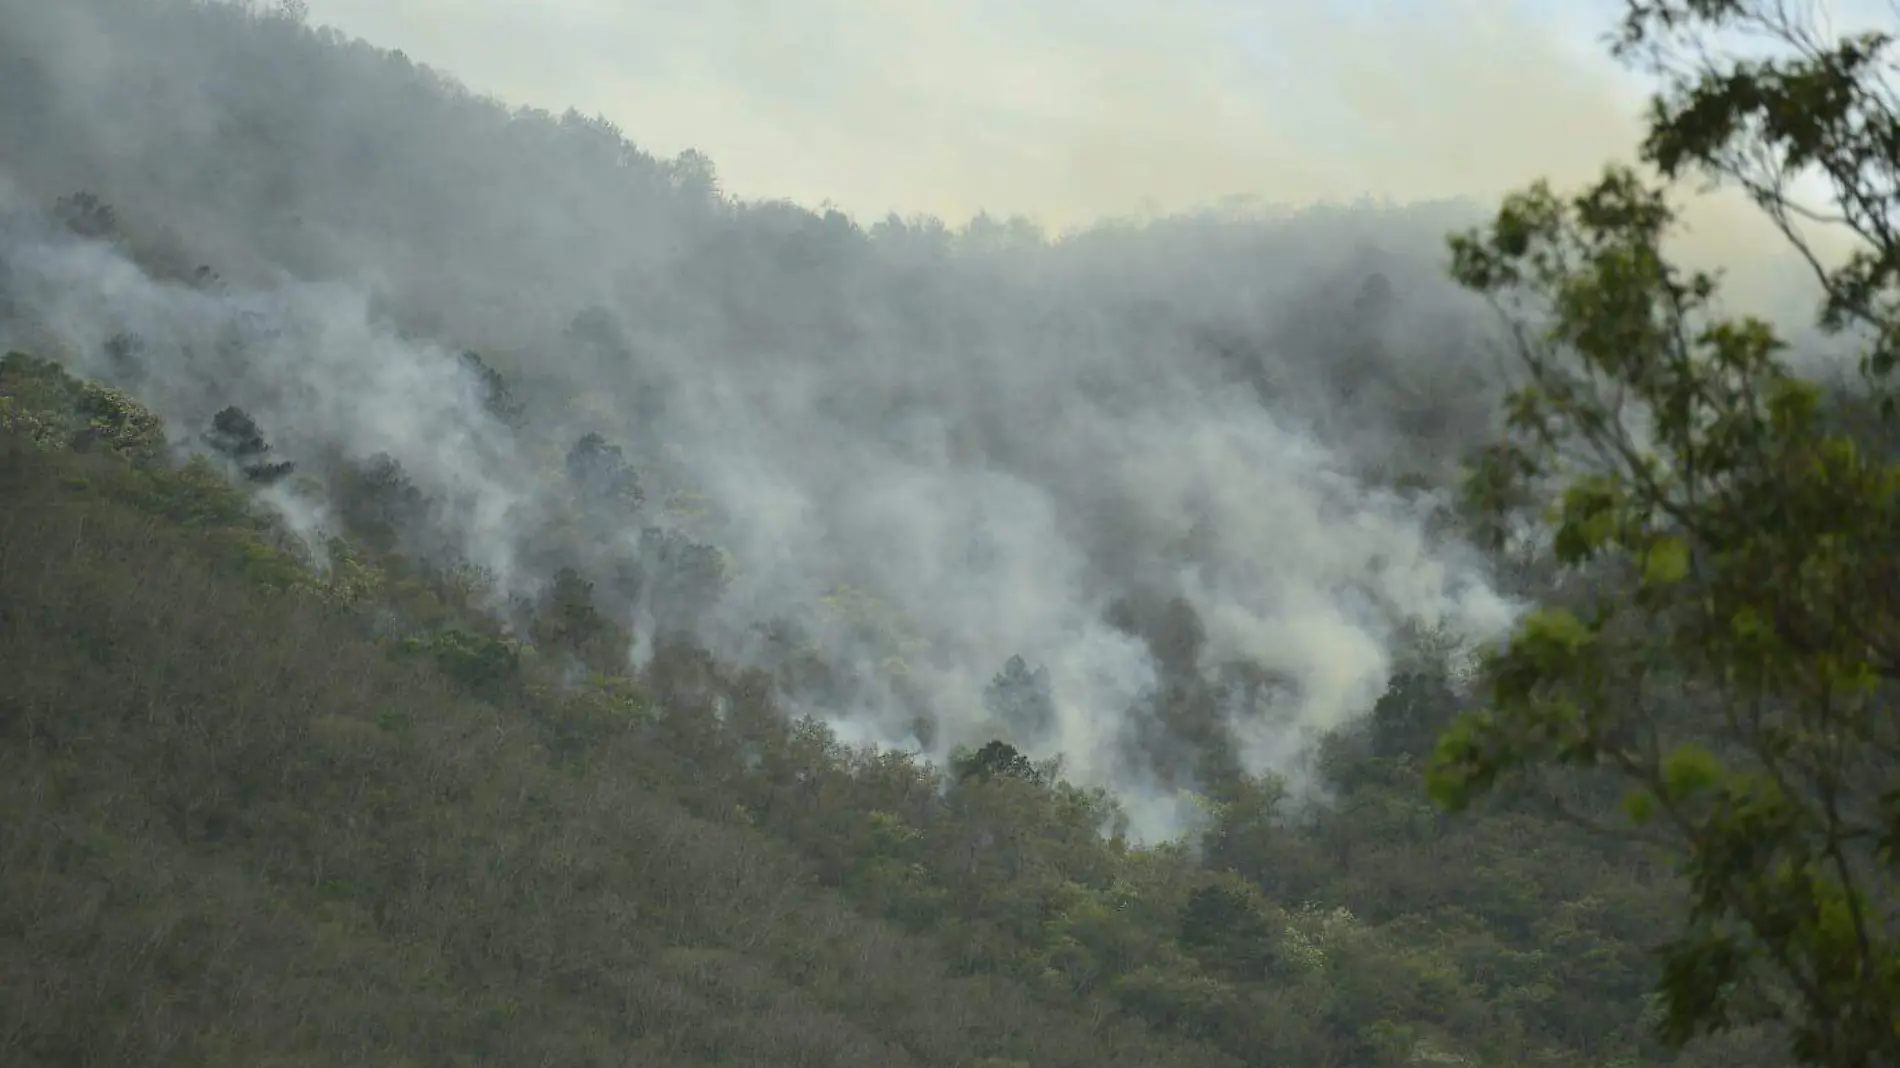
[1432,3,1900,1065]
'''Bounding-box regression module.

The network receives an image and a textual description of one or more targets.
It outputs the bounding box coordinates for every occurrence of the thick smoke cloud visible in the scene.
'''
[0,0,1545,839]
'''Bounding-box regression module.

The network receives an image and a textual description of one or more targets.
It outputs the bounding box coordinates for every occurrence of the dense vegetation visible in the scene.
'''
[0,350,1756,1065]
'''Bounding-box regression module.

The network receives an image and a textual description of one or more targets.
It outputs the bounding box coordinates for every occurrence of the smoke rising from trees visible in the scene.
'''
[0,0,1533,838]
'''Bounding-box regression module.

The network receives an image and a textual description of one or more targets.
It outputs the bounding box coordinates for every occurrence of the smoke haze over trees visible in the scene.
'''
[13,1,1899,1066]
[0,0,1523,837]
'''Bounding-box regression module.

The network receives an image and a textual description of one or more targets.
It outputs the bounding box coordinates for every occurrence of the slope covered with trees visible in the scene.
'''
[0,347,1762,1068]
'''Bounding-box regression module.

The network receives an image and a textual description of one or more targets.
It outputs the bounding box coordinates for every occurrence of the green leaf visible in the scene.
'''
[1661,745,1725,801]
[1522,607,1595,650]
[1624,787,1659,826]
[1426,714,1496,813]
[1644,535,1692,586]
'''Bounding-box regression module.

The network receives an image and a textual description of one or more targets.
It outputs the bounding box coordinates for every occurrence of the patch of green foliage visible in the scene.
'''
[394,628,522,701]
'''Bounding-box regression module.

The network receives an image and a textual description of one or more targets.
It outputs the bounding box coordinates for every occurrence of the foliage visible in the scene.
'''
[328,451,427,553]
[1,351,165,463]
[1177,878,1280,980]
[952,739,1043,785]
[1432,3,1900,1064]
[394,628,522,700]
[531,566,625,672]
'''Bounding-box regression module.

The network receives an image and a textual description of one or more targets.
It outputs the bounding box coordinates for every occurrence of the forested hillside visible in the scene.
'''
[0,349,1766,1068]
[3,1,1891,1067]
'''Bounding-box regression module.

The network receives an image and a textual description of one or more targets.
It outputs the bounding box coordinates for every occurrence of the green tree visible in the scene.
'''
[1177,878,1279,981]
[953,739,1042,786]
[330,452,426,553]
[394,628,521,701]
[532,566,620,672]
[1430,3,1900,1065]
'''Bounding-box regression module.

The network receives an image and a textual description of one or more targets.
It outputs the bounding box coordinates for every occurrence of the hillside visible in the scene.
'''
[0,1,1808,1066]
[0,349,1780,1067]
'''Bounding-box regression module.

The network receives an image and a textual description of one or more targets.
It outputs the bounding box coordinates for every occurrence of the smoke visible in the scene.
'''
[1,0,1843,839]
[291,0,1638,225]
[293,0,1862,276]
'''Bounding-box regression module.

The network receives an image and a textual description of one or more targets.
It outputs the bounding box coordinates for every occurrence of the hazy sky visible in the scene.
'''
[292,1,1653,221]
[297,0,1882,285]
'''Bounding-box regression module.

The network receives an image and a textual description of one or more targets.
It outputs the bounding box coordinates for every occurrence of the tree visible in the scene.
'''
[53,191,116,241]
[532,566,626,676]
[1429,3,1900,1065]
[458,351,525,427]
[74,382,165,464]
[565,431,642,511]
[203,405,295,485]
[1366,665,1463,762]
[953,739,1042,786]
[667,149,722,205]
[1177,878,1279,981]
[983,655,1055,740]
[103,333,144,377]
[331,452,426,553]
[394,628,520,701]
[637,526,728,624]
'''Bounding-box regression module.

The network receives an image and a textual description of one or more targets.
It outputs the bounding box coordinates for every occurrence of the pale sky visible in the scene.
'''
[301,0,1881,274]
